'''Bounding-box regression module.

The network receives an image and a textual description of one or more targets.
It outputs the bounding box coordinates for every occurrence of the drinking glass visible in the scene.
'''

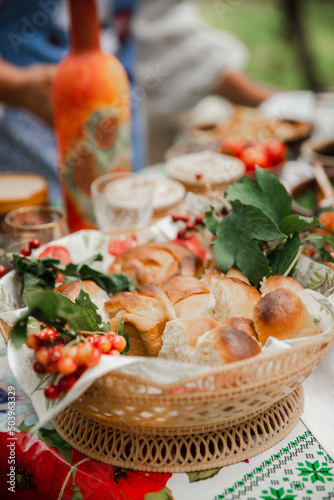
[91,172,154,230]
[4,206,69,246]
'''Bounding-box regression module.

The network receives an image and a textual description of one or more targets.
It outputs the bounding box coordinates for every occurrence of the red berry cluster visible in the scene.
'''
[171,213,205,240]
[0,238,41,278]
[20,238,41,257]
[26,327,127,399]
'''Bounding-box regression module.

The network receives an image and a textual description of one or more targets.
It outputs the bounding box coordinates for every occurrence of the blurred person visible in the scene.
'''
[0,0,273,203]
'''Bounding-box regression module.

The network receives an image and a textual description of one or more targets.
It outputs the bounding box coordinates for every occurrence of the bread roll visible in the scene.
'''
[105,285,176,357]
[253,288,319,344]
[201,265,225,288]
[108,242,203,286]
[160,276,215,318]
[191,326,261,366]
[57,280,110,322]
[211,278,261,322]
[221,317,260,344]
[225,267,250,284]
[261,275,303,296]
[159,317,219,362]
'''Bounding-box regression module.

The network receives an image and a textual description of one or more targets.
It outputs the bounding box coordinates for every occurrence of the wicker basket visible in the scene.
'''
[50,331,333,471]
[69,331,334,436]
[53,386,304,472]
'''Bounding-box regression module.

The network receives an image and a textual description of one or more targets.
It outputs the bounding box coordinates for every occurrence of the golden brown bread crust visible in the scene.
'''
[261,275,303,296]
[160,276,211,305]
[108,242,204,286]
[221,317,260,344]
[225,267,250,284]
[192,326,261,365]
[105,285,176,357]
[56,280,104,301]
[160,275,215,318]
[182,317,220,348]
[253,288,319,344]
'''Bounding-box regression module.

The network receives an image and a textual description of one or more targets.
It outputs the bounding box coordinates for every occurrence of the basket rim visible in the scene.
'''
[88,327,334,393]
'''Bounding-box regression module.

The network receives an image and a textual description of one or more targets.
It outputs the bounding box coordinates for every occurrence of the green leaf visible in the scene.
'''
[145,487,174,500]
[10,310,30,347]
[279,215,320,235]
[225,167,292,225]
[203,209,222,236]
[187,468,221,483]
[117,317,125,336]
[10,289,77,347]
[13,252,134,299]
[213,202,285,284]
[72,265,135,295]
[268,233,301,276]
[117,317,130,355]
[57,287,108,332]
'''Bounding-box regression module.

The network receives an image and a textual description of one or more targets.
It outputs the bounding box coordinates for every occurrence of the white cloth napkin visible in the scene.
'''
[301,346,334,459]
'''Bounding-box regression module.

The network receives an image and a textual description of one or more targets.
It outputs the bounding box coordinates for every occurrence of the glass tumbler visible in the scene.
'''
[4,206,69,246]
[91,172,154,230]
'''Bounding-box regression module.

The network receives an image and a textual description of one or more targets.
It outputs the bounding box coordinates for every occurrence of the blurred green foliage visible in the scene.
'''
[196,0,334,90]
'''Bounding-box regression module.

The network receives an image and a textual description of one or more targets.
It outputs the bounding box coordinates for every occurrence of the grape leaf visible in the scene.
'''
[225,167,292,225]
[279,214,320,235]
[268,233,301,276]
[203,209,222,236]
[213,202,286,285]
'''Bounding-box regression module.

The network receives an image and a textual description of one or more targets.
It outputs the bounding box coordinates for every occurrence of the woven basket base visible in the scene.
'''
[52,386,304,473]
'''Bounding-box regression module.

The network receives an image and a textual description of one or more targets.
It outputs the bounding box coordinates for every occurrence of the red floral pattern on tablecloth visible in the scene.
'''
[0,431,73,499]
[0,431,171,500]
[71,448,171,500]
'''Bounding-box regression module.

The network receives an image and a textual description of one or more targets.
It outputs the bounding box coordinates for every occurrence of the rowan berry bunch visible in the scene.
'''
[171,213,205,240]
[0,237,41,278]
[26,327,127,399]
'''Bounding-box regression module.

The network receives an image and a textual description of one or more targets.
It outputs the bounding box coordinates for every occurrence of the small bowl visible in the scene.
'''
[301,137,334,168]
[290,167,334,216]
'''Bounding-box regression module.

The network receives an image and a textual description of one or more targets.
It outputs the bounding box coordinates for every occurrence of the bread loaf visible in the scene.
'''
[191,325,261,366]
[160,276,215,318]
[108,242,203,286]
[159,317,219,362]
[211,277,261,322]
[105,285,176,357]
[253,288,319,344]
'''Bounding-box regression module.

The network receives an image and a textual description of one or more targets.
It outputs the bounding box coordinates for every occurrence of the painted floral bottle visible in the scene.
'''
[53,0,133,231]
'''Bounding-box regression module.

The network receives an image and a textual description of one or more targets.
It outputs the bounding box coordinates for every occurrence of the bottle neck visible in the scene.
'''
[69,0,101,53]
